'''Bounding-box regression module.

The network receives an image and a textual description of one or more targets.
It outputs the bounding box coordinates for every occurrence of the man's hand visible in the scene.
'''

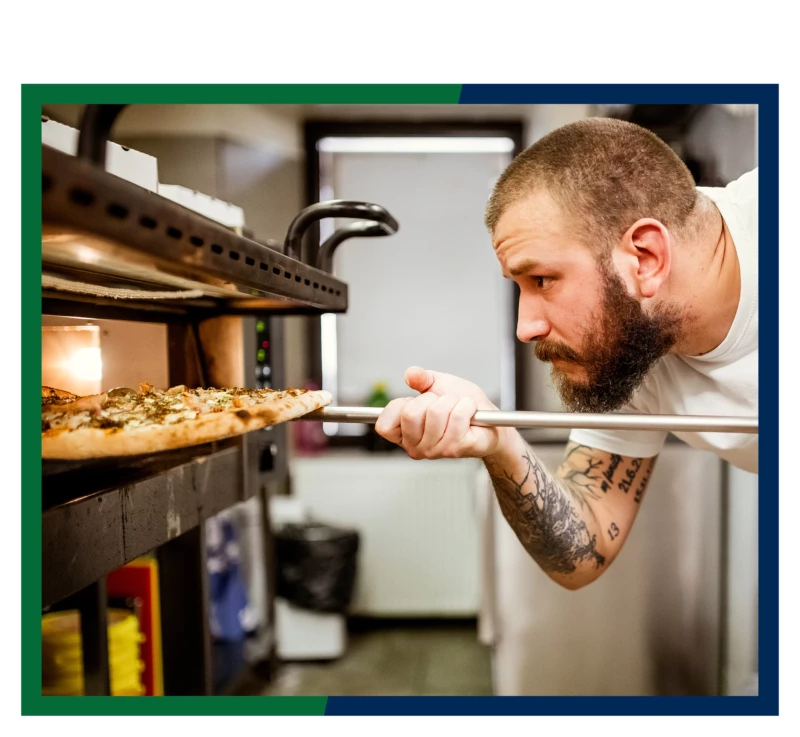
[374,366,512,460]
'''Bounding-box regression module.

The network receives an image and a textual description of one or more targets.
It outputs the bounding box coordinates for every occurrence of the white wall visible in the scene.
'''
[328,150,514,406]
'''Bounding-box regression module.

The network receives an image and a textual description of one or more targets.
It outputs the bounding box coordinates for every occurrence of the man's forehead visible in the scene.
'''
[492,190,567,247]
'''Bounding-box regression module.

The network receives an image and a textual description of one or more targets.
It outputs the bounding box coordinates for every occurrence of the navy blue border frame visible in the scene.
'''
[325,84,778,716]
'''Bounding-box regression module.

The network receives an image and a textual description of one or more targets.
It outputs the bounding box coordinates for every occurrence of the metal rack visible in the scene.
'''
[42,145,349,320]
[42,442,244,609]
[39,104,399,696]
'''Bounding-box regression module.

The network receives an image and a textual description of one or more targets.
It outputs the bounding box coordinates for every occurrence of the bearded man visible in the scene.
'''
[375,117,758,590]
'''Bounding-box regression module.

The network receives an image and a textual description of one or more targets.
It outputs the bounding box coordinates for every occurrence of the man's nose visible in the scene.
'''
[517,303,550,343]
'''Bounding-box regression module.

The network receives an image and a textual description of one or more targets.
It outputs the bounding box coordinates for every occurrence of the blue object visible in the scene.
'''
[205,512,255,642]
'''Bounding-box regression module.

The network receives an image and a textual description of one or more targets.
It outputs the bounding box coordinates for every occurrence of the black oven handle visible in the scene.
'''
[76,104,129,167]
[283,200,399,263]
[316,221,392,273]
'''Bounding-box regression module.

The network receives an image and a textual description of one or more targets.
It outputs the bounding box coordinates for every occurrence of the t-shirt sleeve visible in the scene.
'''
[567,427,666,458]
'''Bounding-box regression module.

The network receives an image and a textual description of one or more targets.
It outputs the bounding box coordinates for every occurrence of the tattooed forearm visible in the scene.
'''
[486,440,656,584]
[487,448,606,576]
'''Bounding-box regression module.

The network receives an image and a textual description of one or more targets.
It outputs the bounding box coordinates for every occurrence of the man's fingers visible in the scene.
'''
[374,397,412,445]
[418,395,461,452]
[434,396,478,456]
[399,392,439,448]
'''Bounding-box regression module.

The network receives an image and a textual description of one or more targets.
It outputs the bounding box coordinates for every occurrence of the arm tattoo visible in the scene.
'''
[559,444,606,509]
[618,457,643,493]
[488,448,606,576]
[604,454,622,484]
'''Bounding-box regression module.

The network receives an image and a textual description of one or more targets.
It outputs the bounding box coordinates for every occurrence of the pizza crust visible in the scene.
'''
[42,386,78,401]
[42,389,331,460]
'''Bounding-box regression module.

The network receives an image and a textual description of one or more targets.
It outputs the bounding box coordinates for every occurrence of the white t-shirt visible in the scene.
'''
[569,168,758,473]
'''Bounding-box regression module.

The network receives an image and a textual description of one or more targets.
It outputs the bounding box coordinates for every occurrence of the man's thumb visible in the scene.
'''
[404,366,436,394]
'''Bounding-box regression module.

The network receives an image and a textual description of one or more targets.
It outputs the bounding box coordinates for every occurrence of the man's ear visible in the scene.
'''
[612,218,672,299]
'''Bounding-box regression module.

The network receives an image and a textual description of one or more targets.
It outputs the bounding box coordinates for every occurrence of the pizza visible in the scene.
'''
[41,382,332,460]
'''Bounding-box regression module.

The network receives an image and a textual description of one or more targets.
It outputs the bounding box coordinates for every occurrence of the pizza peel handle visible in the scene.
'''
[297,407,759,434]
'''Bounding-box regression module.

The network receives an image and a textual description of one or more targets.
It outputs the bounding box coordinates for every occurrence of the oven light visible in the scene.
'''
[66,347,103,382]
[73,243,102,265]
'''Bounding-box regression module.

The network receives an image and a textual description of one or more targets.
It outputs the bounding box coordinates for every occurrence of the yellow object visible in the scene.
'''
[42,609,145,696]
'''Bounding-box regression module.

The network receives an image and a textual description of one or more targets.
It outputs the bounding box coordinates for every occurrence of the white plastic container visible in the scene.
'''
[42,117,159,192]
[275,598,346,661]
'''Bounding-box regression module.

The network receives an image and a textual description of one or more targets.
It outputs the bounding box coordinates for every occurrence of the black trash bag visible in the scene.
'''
[275,523,360,614]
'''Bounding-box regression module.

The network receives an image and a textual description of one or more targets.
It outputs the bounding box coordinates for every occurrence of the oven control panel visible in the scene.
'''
[250,316,283,477]
[254,318,273,390]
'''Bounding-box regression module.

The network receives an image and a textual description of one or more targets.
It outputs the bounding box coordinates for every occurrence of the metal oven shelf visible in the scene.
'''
[42,145,349,318]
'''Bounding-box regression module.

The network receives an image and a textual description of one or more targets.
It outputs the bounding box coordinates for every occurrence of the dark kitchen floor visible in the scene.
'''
[263,619,494,696]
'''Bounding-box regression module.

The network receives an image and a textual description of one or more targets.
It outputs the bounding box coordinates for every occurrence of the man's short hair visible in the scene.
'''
[486,117,699,250]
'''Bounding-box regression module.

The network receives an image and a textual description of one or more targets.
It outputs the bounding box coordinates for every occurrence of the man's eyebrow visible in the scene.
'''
[508,259,541,277]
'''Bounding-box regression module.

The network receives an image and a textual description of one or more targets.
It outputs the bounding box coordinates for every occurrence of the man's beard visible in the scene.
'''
[534,263,682,413]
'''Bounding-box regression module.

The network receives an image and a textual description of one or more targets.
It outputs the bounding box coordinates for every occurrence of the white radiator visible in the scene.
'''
[289,450,482,616]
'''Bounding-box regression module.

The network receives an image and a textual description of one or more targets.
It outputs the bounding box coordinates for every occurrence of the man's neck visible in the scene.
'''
[670,198,741,357]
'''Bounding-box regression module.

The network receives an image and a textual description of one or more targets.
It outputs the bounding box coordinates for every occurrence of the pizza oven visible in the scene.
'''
[40,105,399,695]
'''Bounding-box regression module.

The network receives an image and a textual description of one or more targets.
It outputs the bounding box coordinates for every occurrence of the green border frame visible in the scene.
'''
[23,84,461,716]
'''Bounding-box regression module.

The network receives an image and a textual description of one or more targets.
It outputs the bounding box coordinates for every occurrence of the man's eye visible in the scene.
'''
[533,276,553,289]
